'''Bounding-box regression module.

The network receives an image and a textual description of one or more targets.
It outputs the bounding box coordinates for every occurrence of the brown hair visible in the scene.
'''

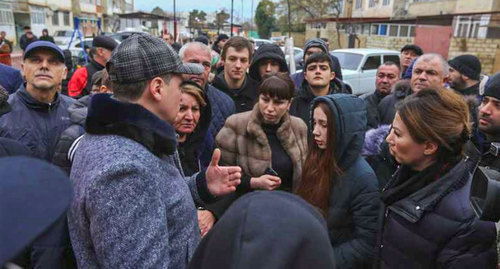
[180,81,207,107]
[396,88,471,162]
[257,73,295,100]
[296,102,342,216]
[220,36,253,61]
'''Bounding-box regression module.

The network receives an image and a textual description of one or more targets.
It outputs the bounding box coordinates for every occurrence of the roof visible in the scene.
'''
[332,48,400,55]
[117,11,173,20]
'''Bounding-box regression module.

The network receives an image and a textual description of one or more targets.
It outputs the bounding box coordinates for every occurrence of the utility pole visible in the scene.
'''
[287,0,291,37]
[251,0,254,31]
[173,0,177,41]
[231,0,234,36]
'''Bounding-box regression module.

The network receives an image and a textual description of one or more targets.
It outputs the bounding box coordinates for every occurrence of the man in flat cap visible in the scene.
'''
[68,35,118,98]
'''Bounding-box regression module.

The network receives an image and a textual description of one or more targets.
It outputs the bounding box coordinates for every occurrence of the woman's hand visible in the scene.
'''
[197,210,215,237]
[250,175,281,190]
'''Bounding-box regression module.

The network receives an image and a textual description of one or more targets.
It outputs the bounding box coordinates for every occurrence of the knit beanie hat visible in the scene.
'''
[484,72,500,100]
[304,38,328,59]
[448,54,481,81]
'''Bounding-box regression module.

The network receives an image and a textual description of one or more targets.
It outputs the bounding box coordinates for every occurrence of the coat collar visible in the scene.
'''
[17,84,61,111]
[85,94,177,157]
[246,103,295,150]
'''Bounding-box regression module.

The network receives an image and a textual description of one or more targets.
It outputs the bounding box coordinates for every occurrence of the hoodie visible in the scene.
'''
[310,94,379,268]
[189,191,336,269]
[249,43,289,81]
[212,72,259,113]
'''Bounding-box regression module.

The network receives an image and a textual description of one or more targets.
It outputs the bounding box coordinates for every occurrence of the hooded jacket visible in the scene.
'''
[0,63,23,94]
[212,72,259,113]
[68,58,104,98]
[249,43,289,82]
[290,78,351,127]
[375,160,497,268]
[52,95,90,174]
[0,84,75,161]
[68,94,216,269]
[189,191,336,269]
[310,94,379,268]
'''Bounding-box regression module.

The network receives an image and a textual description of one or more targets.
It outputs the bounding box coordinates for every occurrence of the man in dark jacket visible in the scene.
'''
[0,63,23,94]
[68,35,117,98]
[290,52,351,126]
[291,37,343,87]
[248,43,289,82]
[362,61,400,129]
[400,44,423,78]
[40,29,55,43]
[0,86,31,157]
[0,41,76,268]
[212,36,259,113]
[19,26,38,51]
[0,41,75,161]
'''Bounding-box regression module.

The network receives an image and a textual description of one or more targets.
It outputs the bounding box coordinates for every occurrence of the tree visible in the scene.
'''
[151,6,166,16]
[214,9,230,33]
[254,0,276,39]
[188,9,208,30]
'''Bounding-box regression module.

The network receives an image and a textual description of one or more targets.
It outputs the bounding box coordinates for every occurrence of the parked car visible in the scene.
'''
[54,30,83,48]
[280,46,303,67]
[253,38,274,50]
[331,48,400,95]
[271,36,286,46]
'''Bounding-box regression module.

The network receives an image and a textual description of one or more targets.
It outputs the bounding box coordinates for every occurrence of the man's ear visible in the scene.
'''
[330,71,336,81]
[62,66,68,80]
[148,77,163,101]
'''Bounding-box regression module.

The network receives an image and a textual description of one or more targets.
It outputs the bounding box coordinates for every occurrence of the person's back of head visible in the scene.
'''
[188,191,336,269]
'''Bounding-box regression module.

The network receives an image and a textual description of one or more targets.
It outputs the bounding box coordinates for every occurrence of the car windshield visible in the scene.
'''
[55,31,72,37]
[331,52,363,71]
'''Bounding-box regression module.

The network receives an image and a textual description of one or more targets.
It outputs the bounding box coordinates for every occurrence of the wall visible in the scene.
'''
[352,3,393,18]
[448,37,500,75]
[364,35,414,51]
[407,0,456,17]
[455,0,496,13]
[272,31,306,48]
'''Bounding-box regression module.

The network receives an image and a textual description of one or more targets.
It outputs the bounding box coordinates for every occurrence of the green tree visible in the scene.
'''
[188,9,208,29]
[151,6,165,16]
[214,9,230,33]
[254,0,276,39]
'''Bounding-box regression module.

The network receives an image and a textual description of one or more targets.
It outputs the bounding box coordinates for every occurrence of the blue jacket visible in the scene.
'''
[0,63,23,94]
[376,160,497,268]
[0,85,75,161]
[68,94,214,268]
[198,84,235,168]
[311,94,380,268]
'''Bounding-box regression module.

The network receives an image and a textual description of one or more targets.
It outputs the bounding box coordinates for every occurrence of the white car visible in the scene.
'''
[252,38,273,50]
[331,48,400,95]
[54,30,84,48]
[61,37,94,59]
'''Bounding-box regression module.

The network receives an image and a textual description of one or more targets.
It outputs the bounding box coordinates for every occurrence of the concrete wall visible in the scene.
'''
[448,37,500,75]
[456,0,496,13]
[408,0,456,17]
[364,35,414,51]
[352,3,393,18]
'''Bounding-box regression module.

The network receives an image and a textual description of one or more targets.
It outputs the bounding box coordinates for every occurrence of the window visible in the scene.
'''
[356,0,362,10]
[362,56,381,70]
[389,25,398,36]
[52,11,59,26]
[454,15,489,39]
[331,52,364,71]
[0,3,14,25]
[371,23,415,37]
[31,6,45,25]
[399,25,409,36]
[384,55,400,67]
[369,0,376,8]
[383,0,390,5]
[63,12,70,26]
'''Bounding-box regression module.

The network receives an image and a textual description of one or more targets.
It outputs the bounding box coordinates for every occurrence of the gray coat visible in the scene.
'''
[68,94,209,269]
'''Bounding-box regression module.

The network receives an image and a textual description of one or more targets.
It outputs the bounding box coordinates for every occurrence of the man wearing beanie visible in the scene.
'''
[449,54,481,95]
[68,35,118,98]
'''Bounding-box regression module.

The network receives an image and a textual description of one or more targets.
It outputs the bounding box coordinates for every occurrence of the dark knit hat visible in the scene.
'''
[401,44,423,56]
[448,54,481,81]
[92,35,118,51]
[216,34,229,44]
[484,72,500,100]
[304,38,328,58]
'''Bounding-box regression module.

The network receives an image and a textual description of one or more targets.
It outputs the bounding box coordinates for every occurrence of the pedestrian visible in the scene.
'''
[0,31,13,53]
[39,28,55,43]
[179,41,235,168]
[0,31,13,66]
[19,26,38,51]
[290,52,351,126]
[291,37,343,84]
[400,44,423,78]
[0,63,23,94]
[377,88,497,268]
[0,41,75,161]
[0,157,73,268]
[0,86,31,157]
[188,191,336,269]
[296,94,379,268]
[52,69,113,175]
[212,36,259,113]
[68,32,241,268]
[248,43,289,82]
[68,35,118,98]
[362,61,400,129]
[212,34,228,55]
[213,73,308,217]
[378,53,448,126]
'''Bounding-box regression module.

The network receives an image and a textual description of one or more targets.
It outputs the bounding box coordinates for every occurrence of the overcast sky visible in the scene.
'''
[135,0,265,22]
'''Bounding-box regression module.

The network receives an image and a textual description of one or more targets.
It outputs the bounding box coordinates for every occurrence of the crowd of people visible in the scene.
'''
[0,31,499,269]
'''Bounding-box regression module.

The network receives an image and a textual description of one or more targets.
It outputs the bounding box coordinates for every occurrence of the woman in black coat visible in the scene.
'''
[377,88,497,268]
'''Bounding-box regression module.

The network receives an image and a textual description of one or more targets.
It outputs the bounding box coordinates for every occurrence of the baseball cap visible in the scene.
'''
[107,32,203,84]
[24,41,65,63]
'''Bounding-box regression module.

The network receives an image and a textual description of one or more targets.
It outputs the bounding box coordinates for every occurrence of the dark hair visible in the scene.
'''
[257,73,295,100]
[396,88,470,163]
[381,61,401,71]
[401,44,423,56]
[221,36,253,61]
[296,102,342,216]
[101,69,113,91]
[112,73,172,101]
[305,52,332,71]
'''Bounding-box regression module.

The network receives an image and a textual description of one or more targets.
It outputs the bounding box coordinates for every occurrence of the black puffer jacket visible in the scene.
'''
[52,95,90,174]
[212,72,259,113]
[249,43,289,82]
[311,94,380,268]
[377,82,412,126]
[376,160,498,268]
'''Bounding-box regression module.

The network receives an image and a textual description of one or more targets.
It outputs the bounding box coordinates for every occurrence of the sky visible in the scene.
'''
[135,0,265,22]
